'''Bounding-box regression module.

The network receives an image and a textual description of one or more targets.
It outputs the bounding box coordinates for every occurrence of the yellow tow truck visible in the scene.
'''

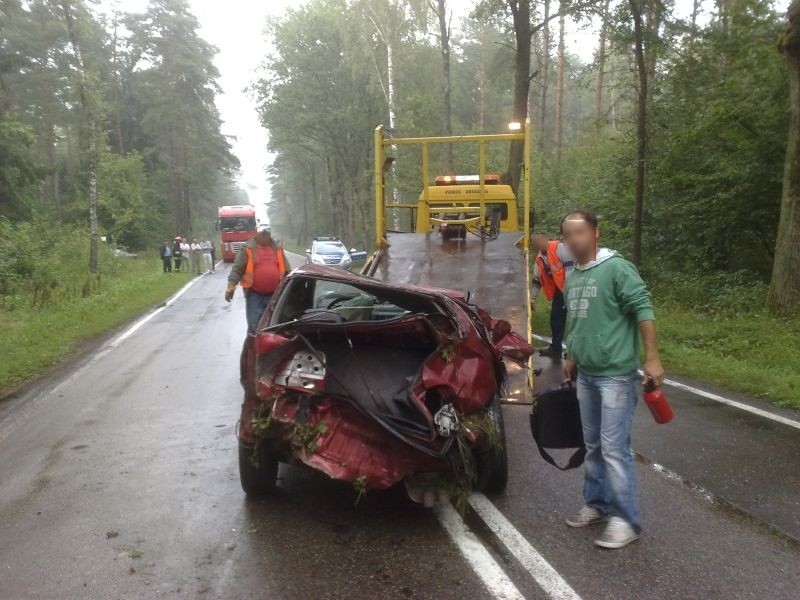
[363,120,535,401]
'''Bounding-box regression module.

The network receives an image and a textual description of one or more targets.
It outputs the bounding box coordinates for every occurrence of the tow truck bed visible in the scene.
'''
[370,232,531,403]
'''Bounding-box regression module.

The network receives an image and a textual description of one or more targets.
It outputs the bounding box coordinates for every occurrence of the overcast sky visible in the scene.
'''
[103,0,789,224]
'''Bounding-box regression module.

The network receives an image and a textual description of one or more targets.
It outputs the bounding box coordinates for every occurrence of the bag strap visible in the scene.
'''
[534,441,586,471]
[533,379,585,470]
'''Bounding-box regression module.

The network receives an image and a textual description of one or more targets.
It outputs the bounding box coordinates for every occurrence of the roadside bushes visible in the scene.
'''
[0,215,125,309]
[647,270,767,315]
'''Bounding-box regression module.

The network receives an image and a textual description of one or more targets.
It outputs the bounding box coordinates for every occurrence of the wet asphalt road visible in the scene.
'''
[1,255,799,599]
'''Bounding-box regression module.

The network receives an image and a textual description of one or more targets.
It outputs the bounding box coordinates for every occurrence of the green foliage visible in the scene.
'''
[0,244,192,394]
[258,0,518,246]
[0,118,40,218]
[0,0,243,248]
[0,215,122,305]
[533,0,788,283]
[647,0,787,277]
[293,419,329,455]
[255,0,386,246]
[353,475,368,505]
[97,150,152,250]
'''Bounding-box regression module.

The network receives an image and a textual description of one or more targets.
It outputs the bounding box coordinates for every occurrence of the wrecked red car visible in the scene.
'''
[237,265,532,504]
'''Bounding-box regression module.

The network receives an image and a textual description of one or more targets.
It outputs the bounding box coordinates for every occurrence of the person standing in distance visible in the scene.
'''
[530,230,574,360]
[561,209,665,549]
[201,238,213,274]
[225,227,288,334]
[172,236,183,272]
[190,238,202,274]
[159,240,172,273]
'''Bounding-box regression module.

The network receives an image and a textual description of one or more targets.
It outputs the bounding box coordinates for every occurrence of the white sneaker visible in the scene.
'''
[594,517,640,549]
[566,505,605,528]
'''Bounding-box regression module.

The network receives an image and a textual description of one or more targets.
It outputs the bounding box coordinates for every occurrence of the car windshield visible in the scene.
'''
[314,243,344,255]
[270,277,439,325]
[220,216,256,231]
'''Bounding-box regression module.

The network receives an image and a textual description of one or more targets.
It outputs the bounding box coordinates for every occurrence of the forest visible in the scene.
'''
[0,0,241,293]
[256,0,798,318]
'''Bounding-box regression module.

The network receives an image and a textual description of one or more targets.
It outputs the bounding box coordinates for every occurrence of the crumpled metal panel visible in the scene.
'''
[239,270,533,489]
[271,397,445,489]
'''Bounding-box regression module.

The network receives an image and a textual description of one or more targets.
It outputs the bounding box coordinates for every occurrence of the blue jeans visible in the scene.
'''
[576,370,641,532]
[245,290,272,335]
[550,291,567,352]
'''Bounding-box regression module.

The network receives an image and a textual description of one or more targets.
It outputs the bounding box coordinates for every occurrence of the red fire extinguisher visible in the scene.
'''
[643,380,674,424]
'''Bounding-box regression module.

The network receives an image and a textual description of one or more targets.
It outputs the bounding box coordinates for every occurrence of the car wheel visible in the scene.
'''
[238,442,279,496]
[474,396,508,494]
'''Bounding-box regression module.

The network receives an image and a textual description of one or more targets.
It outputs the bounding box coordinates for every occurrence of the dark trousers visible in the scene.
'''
[550,291,567,352]
[174,256,182,271]
[245,290,272,335]
[162,257,172,273]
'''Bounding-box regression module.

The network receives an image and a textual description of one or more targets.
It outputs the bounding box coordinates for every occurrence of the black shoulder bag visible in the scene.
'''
[530,381,586,470]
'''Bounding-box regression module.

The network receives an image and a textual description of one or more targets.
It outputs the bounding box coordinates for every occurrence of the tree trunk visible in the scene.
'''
[538,0,550,151]
[630,0,648,267]
[87,116,98,273]
[506,0,531,195]
[60,0,99,273]
[555,4,565,159]
[46,121,62,221]
[645,1,662,90]
[768,0,800,316]
[110,17,124,154]
[436,0,454,171]
[691,0,700,41]
[478,50,486,133]
[595,0,611,125]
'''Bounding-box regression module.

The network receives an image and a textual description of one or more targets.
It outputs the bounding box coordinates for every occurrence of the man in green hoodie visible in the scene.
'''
[561,209,665,549]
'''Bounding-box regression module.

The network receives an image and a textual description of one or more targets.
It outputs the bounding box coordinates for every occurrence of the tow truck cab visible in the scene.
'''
[415,174,519,240]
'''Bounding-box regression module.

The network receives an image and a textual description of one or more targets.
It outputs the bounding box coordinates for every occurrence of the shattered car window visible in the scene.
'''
[271,277,414,324]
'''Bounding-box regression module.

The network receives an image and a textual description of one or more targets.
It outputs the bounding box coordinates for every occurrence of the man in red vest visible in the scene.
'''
[531,230,574,359]
[225,227,288,334]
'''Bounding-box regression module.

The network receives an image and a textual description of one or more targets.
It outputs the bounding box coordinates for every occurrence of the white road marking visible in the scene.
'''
[0,272,209,444]
[469,494,582,600]
[532,334,800,431]
[434,503,524,600]
[645,376,800,432]
[648,462,714,503]
[109,276,200,348]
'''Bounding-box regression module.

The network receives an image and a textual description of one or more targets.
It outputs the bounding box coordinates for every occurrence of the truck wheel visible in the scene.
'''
[474,396,508,494]
[238,442,279,496]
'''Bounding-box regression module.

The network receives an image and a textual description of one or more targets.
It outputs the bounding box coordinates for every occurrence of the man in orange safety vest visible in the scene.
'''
[225,227,288,334]
[531,230,575,359]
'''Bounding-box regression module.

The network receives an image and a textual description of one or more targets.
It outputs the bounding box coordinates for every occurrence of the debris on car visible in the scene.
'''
[237,265,533,506]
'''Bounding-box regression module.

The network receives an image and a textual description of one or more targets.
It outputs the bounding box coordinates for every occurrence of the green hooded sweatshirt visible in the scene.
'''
[564,248,655,376]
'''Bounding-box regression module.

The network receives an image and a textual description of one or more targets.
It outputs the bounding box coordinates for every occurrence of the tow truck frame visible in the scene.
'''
[366,120,535,396]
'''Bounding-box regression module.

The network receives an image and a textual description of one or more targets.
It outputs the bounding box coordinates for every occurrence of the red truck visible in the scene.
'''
[216,205,257,262]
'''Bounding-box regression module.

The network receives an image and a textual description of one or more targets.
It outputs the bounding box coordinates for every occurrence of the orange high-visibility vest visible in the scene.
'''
[240,245,287,289]
[535,240,566,300]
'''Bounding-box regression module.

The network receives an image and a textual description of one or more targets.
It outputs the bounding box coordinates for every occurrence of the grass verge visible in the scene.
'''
[533,295,800,408]
[0,255,194,396]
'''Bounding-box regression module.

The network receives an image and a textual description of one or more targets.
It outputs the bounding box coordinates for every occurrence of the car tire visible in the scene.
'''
[474,396,508,494]
[238,442,279,496]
